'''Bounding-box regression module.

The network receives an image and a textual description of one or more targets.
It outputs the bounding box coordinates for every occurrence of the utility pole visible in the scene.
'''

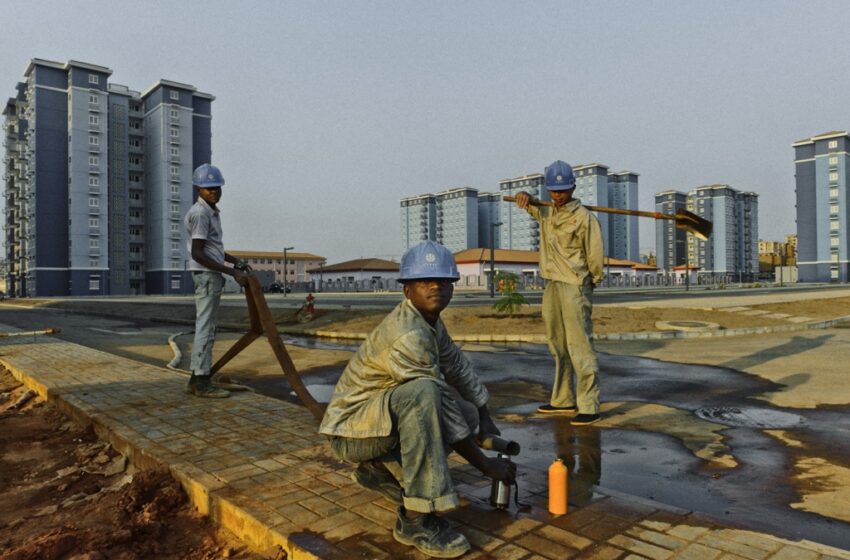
[489,222,502,298]
[283,246,294,297]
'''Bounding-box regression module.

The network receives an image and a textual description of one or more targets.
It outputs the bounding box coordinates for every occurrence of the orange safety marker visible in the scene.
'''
[549,458,568,515]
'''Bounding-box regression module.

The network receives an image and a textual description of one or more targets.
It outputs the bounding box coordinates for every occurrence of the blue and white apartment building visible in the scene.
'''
[793,131,850,283]
[3,58,213,296]
[655,185,758,281]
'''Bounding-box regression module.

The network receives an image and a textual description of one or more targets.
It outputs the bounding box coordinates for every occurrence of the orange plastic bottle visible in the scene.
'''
[549,458,568,515]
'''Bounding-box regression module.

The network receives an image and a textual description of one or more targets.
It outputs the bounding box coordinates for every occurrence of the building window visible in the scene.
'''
[831,204,840,214]
[170,146,179,156]
[170,109,178,118]
[170,91,180,101]
[89,114,99,125]
[830,220,840,231]
[88,74,99,85]
[89,259,99,267]
[829,172,839,182]
[170,127,179,138]
[830,188,839,199]
[831,269,840,279]
[89,217,99,228]
[171,242,179,251]
[89,279,100,290]
[89,135,99,145]
[829,140,838,149]
[830,156,839,166]
[88,197,99,208]
[831,237,840,247]
[171,165,179,175]
[171,184,180,194]
[171,278,181,289]
[88,176,99,187]
[89,155,99,166]
[89,238,99,249]
[89,94,98,104]
[171,203,180,213]
[170,223,180,233]
[831,254,839,263]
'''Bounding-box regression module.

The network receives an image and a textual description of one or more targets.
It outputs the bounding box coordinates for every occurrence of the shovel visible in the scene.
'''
[503,196,712,241]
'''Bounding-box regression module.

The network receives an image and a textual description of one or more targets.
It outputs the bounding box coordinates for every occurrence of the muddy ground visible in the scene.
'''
[0,368,265,560]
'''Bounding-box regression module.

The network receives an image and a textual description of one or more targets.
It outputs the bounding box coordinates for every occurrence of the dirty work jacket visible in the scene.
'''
[526,199,604,286]
[319,299,489,440]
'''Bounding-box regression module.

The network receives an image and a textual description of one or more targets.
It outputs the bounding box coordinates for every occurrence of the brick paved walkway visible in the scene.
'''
[1,330,848,560]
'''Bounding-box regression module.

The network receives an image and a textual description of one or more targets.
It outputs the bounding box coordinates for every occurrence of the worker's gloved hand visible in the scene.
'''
[478,416,501,439]
[477,405,500,438]
[483,455,516,485]
[234,260,252,273]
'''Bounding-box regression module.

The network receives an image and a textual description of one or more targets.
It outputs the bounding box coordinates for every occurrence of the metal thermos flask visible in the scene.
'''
[489,453,511,509]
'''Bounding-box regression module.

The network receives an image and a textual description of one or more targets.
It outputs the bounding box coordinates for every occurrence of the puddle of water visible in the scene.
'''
[290,383,336,404]
[694,406,805,428]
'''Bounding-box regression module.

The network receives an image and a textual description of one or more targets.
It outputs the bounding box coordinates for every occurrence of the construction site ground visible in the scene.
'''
[2,287,850,559]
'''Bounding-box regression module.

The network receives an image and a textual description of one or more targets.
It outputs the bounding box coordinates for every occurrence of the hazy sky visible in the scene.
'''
[2,1,847,263]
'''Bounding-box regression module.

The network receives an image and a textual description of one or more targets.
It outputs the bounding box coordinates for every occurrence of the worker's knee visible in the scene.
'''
[393,377,441,407]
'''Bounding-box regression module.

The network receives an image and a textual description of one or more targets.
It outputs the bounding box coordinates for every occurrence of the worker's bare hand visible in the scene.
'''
[515,191,532,209]
[482,456,516,485]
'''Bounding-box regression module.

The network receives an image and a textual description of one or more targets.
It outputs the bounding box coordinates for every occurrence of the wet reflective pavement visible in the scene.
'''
[238,336,850,549]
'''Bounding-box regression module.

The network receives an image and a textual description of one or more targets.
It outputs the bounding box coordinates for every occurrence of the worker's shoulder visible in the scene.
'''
[185,200,209,219]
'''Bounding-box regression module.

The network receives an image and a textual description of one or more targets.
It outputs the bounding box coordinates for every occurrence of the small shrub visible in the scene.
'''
[492,271,527,316]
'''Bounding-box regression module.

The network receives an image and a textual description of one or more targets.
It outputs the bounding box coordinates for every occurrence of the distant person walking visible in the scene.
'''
[183,164,251,398]
[512,160,604,425]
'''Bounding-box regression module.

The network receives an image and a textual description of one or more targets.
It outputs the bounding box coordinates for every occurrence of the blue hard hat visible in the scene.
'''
[193,163,225,188]
[399,240,460,282]
[544,160,576,191]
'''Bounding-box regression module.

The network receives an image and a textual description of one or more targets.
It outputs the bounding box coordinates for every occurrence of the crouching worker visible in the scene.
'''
[319,240,516,558]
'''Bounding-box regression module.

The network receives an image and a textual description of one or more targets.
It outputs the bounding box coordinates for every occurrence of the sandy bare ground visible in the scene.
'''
[8,293,850,337]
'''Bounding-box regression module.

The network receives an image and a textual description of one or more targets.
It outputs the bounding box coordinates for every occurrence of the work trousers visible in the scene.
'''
[329,378,479,514]
[542,280,599,414]
[190,271,225,377]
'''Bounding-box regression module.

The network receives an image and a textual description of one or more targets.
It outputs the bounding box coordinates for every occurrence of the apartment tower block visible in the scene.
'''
[3,58,213,296]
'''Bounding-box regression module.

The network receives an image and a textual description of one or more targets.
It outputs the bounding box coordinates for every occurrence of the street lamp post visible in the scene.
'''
[489,222,503,298]
[685,234,690,292]
[283,246,294,297]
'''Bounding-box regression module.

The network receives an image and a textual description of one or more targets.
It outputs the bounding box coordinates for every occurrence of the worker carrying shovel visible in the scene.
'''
[319,240,515,558]
[512,160,605,426]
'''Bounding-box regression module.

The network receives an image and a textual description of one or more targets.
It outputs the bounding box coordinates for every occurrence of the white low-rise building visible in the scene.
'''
[309,258,400,292]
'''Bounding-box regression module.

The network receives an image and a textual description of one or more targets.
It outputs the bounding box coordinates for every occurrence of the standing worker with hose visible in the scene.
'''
[512,160,605,426]
[184,164,251,398]
[319,240,515,558]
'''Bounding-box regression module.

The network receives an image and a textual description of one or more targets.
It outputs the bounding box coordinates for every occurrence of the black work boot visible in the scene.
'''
[393,507,470,558]
[187,374,230,398]
[351,460,403,504]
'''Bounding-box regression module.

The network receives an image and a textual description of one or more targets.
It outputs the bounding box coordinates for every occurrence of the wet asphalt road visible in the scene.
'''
[2,304,849,548]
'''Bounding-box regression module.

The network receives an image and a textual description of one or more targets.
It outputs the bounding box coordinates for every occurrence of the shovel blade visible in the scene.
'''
[674,209,713,241]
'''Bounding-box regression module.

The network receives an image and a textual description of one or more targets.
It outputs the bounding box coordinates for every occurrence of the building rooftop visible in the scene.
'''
[498,173,544,184]
[229,250,324,261]
[454,248,540,264]
[307,258,399,273]
[24,58,113,77]
[792,130,848,147]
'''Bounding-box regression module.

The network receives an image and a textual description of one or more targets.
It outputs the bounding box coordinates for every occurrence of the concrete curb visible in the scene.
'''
[264,314,850,345]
